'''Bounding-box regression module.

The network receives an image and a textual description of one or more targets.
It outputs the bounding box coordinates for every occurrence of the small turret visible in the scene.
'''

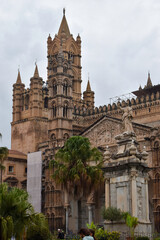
[83,78,94,108]
[146,72,152,88]
[12,70,25,122]
[34,64,39,78]
[16,70,22,84]
[30,64,43,117]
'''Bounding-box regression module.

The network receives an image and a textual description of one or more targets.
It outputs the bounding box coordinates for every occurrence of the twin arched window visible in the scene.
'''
[63,102,68,118]
[63,81,68,96]
[53,80,57,96]
[53,102,56,118]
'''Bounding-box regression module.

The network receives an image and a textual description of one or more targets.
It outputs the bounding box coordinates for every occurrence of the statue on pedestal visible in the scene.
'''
[120,106,134,133]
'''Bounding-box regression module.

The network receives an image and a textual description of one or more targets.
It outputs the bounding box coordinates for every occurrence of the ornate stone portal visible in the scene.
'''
[103,110,152,235]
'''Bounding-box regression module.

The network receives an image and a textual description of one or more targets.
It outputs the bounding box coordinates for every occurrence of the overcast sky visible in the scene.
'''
[1,0,160,148]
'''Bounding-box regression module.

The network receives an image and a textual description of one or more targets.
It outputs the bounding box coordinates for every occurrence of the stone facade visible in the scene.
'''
[11,10,160,233]
[2,150,27,189]
[103,131,151,235]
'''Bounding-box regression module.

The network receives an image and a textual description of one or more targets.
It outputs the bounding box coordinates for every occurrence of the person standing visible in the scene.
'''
[57,229,64,239]
[78,228,94,240]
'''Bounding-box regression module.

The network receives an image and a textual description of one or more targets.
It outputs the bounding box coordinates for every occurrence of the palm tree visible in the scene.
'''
[0,183,34,239]
[50,136,104,233]
[0,147,8,183]
[0,183,52,240]
[26,213,52,240]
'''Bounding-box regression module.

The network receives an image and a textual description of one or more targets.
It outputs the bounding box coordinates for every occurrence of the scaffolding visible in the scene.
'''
[109,92,136,105]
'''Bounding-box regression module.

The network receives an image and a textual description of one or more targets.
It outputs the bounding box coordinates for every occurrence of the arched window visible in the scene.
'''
[46,186,50,206]
[51,186,54,207]
[155,173,160,197]
[64,133,69,140]
[44,97,48,108]
[63,80,68,96]
[63,103,68,118]
[22,95,24,111]
[25,94,29,110]
[155,205,160,233]
[154,141,160,166]
[52,102,56,118]
[53,80,57,96]
[51,133,56,140]
[51,213,55,233]
[72,81,75,91]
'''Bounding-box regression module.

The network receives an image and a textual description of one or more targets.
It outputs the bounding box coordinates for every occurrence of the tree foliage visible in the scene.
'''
[51,136,104,197]
[125,213,138,238]
[0,183,34,239]
[0,183,51,240]
[26,213,52,240]
[0,147,8,182]
[102,207,123,222]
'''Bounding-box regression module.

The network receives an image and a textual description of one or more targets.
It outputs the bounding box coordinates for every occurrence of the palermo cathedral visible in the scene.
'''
[11,10,160,233]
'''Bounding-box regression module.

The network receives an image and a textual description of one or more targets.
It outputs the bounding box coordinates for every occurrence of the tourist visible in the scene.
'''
[89,229,96,240]
[57,229,64,239]
[78,228,94,240]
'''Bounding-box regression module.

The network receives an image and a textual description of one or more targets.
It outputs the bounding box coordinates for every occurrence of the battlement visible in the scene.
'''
[73,90,160,120]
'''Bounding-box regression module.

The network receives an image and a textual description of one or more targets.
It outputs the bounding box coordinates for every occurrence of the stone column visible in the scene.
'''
[145,177,149,222]
[64,189,69,234]
[65,206,69,234]
[88,204,93,225]
[87,191,95,224]
[131,170,137,217]
[105,178,110,209]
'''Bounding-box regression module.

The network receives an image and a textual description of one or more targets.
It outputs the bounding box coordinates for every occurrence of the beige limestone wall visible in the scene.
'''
[11,119,48,154]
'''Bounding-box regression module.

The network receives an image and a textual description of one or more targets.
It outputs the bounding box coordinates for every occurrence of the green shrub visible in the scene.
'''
[102,207,123,222]
[86,221,97,230]
[95,228,108,240]
[107,231,120,240]
[136,237,149,240]
[95,228,120,240]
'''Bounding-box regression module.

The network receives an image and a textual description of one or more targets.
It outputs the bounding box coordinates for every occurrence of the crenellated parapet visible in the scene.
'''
[73,89,160,121]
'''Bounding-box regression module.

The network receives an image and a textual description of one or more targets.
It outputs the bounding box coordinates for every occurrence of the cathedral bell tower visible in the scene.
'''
[47,43,73,147]
[47,9,82,105]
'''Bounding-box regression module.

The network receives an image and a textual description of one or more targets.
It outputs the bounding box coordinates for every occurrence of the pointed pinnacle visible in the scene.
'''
[86,80,91,91]
[16,70,22,84]
[34,64,39,78]
[58,11,70,38]
[147,71,152,87]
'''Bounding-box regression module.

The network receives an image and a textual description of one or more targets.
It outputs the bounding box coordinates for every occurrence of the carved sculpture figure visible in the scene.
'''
[120,106,134,133]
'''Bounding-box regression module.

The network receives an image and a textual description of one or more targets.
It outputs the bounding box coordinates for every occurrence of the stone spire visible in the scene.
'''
[86,80,91,92]
[83,76,94,108]
[58,9,71,38]
[16,70,22,84]
[34,64,39,78]
[146,72,152,88]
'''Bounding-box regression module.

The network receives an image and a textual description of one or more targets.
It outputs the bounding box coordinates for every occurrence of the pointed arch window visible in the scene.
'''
[154,141,160,166]
[154,173,160,198]
[63,102,68,118]
[44,97,48,108]
[53,80,57,96]
[63,80,68,96]
[25,94,29,110]
[63,133,69,140]
[53,105,57,118]
[155,205,160,233]
[22,95,24,111]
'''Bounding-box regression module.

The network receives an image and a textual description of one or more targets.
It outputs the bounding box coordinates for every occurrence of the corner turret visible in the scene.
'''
[12,70,25,122]
[30,64,43,117]
[146,72,152,88]
[83,78,95,108]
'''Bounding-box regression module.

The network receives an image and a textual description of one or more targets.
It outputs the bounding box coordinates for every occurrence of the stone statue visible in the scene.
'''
[120,106,134,133]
